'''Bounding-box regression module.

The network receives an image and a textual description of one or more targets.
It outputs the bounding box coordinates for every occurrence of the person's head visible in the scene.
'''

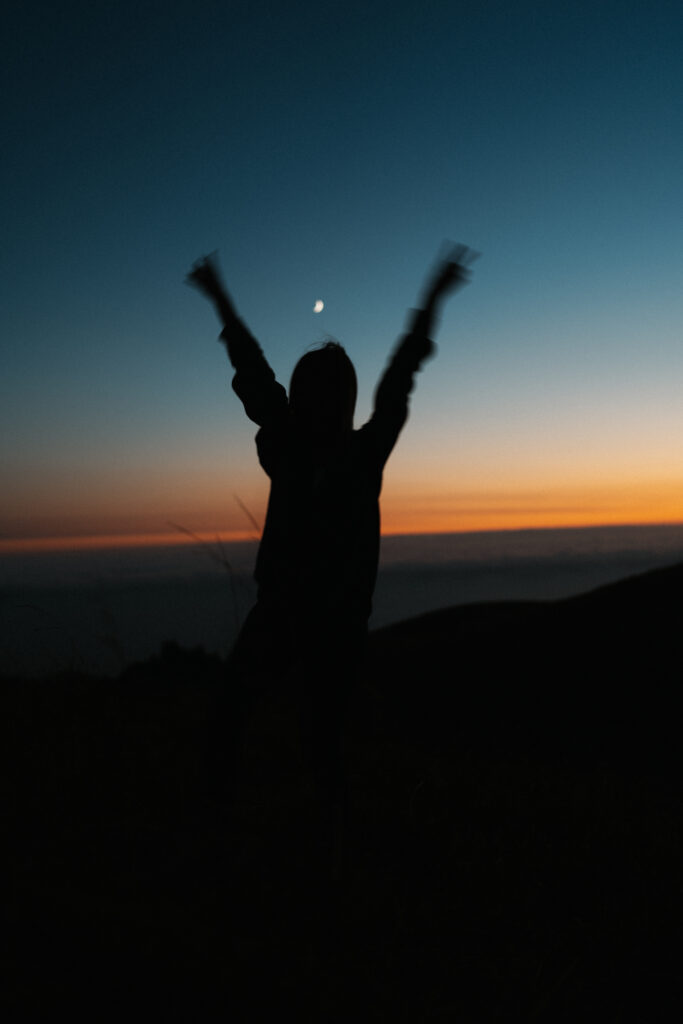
[289,341,357,437]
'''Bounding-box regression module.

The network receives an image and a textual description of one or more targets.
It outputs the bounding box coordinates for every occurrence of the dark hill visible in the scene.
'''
[365,560,683,770]
[4,562,683,1018]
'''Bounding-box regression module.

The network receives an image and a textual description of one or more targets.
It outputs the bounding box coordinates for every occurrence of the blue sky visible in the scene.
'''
[3,0,683,545]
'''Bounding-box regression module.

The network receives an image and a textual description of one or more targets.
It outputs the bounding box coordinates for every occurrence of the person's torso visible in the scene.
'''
[254,425,384,619]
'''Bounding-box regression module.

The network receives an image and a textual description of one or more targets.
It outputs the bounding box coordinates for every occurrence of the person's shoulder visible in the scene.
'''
[256,417,291,475]
[350,420,386,466]
[352,422,375,446]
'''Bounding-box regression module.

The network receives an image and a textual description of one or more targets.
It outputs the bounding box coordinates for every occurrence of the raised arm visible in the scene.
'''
[186,253,286,427]
[370,244,476,461]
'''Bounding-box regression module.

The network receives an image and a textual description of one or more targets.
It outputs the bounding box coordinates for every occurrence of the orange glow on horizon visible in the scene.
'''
[380,475,683,536]
[3,475,682,555]
[3,512,683,556]
[0,530,257,556]
[380,510,683,535]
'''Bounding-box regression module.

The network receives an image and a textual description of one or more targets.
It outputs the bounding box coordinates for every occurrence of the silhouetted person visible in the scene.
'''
[187,245,475,825]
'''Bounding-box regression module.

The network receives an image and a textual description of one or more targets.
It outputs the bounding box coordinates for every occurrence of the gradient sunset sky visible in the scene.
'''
[3,0,683,552]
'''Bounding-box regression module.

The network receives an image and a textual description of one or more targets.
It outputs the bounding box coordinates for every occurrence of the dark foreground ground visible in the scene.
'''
[4,563,683,1019]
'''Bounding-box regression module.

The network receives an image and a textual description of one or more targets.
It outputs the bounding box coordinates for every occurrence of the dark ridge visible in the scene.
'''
[366,560,683,765]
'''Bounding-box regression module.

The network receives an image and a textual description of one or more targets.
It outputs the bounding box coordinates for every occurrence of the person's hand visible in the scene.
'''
[423,243,478,309]
[187,251,238,326]
[186,252,225,302]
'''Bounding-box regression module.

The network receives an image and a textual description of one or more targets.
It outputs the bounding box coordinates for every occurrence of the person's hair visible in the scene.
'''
[289,341,357,436]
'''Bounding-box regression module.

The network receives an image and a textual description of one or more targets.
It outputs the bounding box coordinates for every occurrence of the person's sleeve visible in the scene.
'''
[220,320,288,427]
[366,308,435,464]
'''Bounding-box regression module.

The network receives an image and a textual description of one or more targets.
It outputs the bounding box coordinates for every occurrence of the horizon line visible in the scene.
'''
[3,518,683,556]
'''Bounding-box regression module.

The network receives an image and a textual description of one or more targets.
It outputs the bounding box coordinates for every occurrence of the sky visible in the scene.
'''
[3,0,683,553]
